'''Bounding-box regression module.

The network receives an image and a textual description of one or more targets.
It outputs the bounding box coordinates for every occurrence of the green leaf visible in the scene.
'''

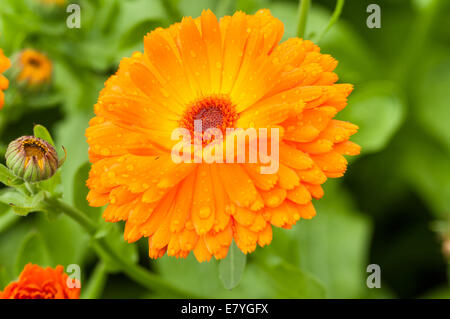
[37,172,62,198]
[114,0,166,51]
[54,111,91,203]
[257,180,372,298]
[81,262,108,299]
[92,223,138,273]
[0,164,24,187]
[35,214,91,269]
[399,129,450,218]
[0,219,34,284]
[0,208,20,234]
[308,6,381,83]
[0,188,47,216]
[178,0,217,17]
[155,254,222,297]
[119,19,162,49]
[412,0,435,11]
[0,266,10,290]
[154,252,297,298]
[219,241,247,289]
[294,181,372,298]
[414,53,450,154]
[73,161,101,217]
[33,124,55,146]
[338,81,405,153]
[265,1,297,40]
[15,232,51,276]
[260,259,326,298]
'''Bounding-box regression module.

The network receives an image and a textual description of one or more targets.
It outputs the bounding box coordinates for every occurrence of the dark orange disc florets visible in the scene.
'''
[22,138,47,158]
[180,95,238,144]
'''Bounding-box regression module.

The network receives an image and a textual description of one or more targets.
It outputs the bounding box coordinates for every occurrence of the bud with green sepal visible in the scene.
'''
[5,135,65,182]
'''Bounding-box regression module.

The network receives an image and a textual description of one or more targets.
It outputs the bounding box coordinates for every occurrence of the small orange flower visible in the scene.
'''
[0,49,10,109]
[36,0,66,6]
[86,10,360,262]
[15,49,52,88]
[0,264,80,299]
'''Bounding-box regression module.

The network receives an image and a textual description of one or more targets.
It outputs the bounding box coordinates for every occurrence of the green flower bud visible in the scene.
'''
[5,136,62,182]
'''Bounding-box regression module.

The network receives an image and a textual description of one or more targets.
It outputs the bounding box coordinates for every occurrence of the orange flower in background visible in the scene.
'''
[0,264,80,299]
[15,49,52,87]
[0,49,10,109]
[36,0,66,6]
[86,10,360,262]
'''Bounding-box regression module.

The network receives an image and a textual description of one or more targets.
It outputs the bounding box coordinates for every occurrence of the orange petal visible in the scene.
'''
[286,184,312,205]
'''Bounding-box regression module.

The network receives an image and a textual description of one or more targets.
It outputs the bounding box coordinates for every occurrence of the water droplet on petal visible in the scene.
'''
[199,206,211,218]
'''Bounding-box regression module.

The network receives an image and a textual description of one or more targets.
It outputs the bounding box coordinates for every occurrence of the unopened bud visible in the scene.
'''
[5,136,63,182]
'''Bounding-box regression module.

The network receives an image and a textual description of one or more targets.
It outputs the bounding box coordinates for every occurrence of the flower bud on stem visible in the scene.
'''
[5,136,65,182]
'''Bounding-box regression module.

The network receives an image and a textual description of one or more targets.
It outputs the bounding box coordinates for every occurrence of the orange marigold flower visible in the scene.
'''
[0,264,80,299]
[15,49,52,88]
[0,49,10,109]
[36,0,66,6]
[86,9,360,262]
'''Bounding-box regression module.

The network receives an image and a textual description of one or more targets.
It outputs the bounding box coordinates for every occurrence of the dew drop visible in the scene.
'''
[225,204,235,215]
[101,148,111,156]
[199,206,211,218]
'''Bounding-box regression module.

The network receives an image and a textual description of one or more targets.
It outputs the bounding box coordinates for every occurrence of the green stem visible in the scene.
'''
[296,0,311,39]
[25,182,40,196]
[42,196,202,298]
[81,262,108,299]
[316,0,345,43]
[44,197,97,234]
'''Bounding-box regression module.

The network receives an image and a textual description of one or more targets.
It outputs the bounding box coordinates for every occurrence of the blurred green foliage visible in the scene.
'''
[0,0,449,299]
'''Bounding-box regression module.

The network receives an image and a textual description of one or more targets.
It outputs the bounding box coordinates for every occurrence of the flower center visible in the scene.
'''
[194,106,224,131]
[28,57,42,68]
[23,139,46,159]
[181,95,238,143]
